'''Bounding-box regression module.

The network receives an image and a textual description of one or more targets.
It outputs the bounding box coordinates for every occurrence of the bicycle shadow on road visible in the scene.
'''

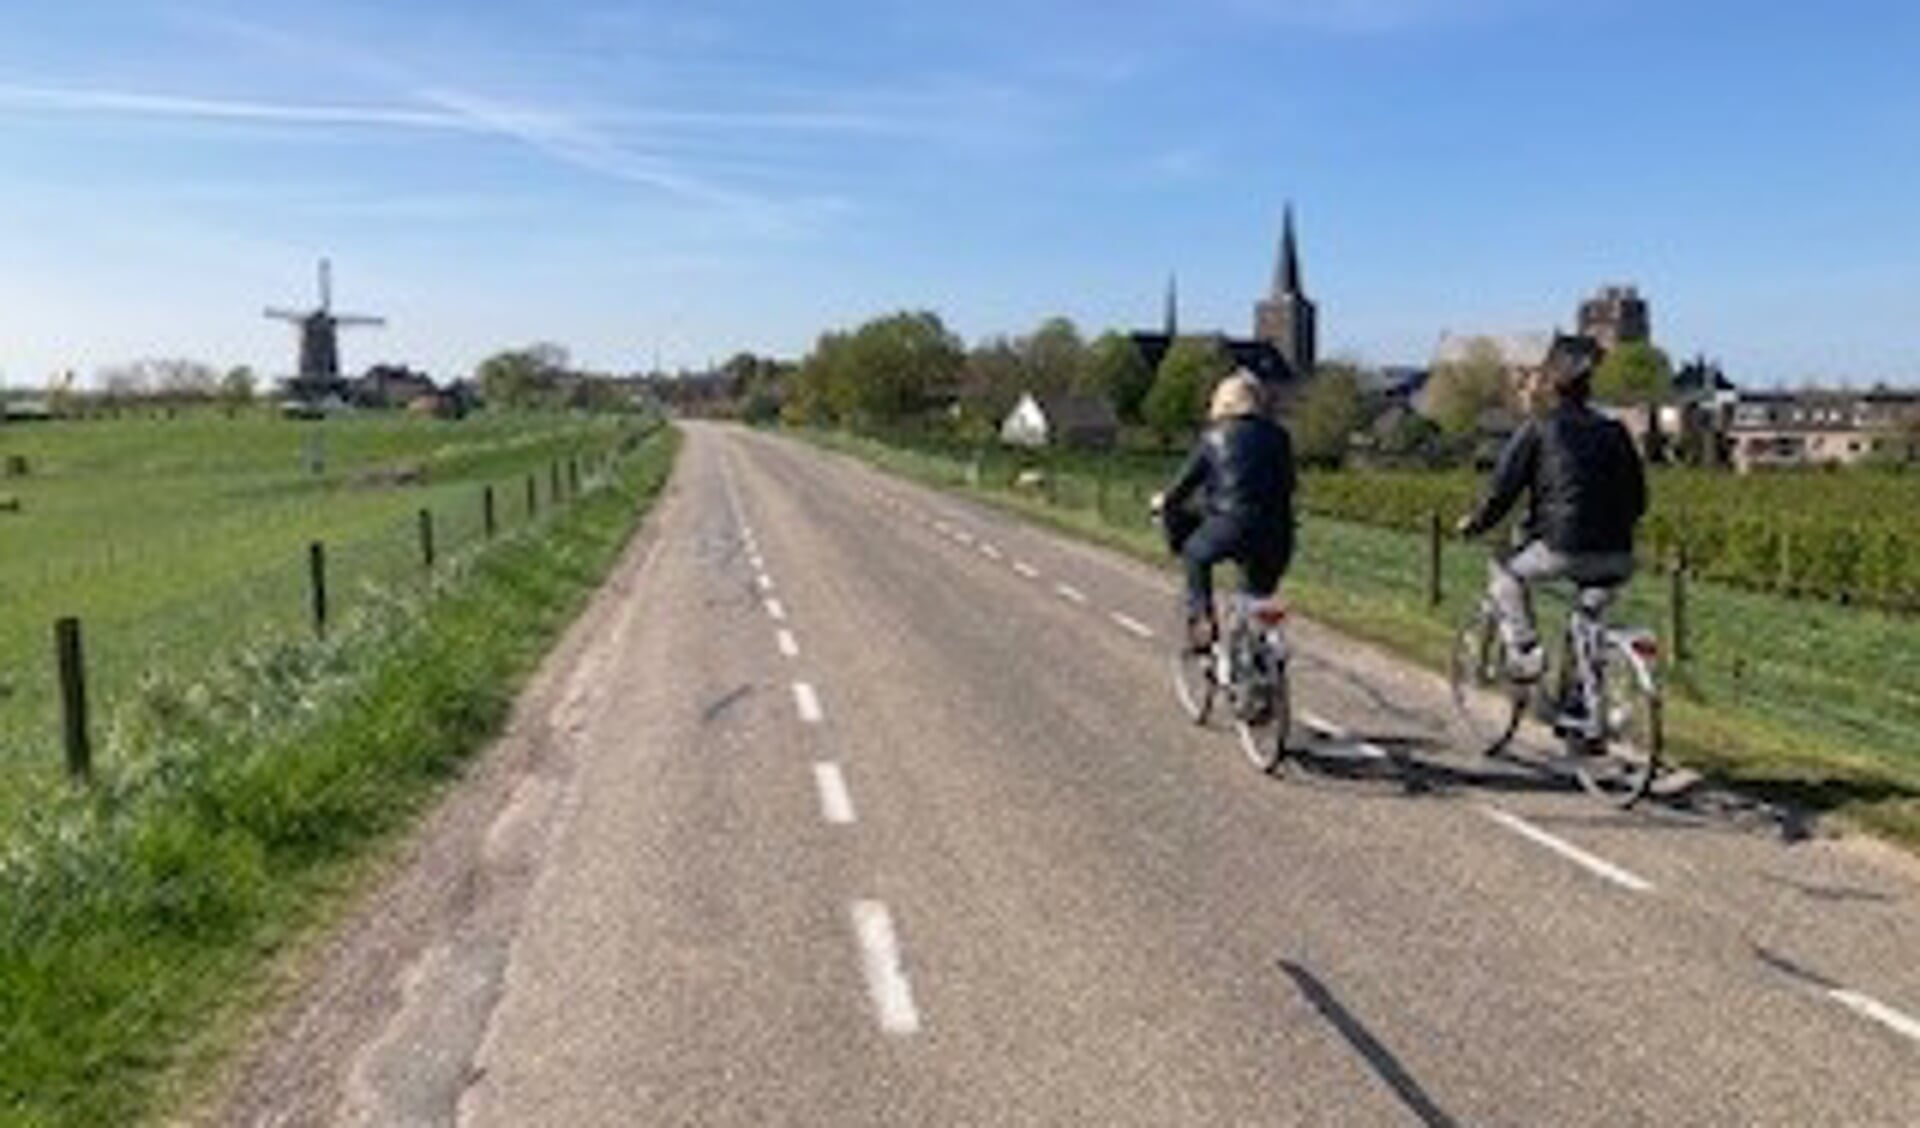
[1289,725,1874,849]
[1284,731,1580,799]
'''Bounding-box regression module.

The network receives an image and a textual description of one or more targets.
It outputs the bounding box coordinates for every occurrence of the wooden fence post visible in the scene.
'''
[550,460,562,505]
[568,457,580,497]
[483,485,497,539]
[54,617,91,783]
[526,475,538,518]
[309,542,328,640]
[1669,551,1689,665]
[419,508,436,570]
[1427,511,1444,609]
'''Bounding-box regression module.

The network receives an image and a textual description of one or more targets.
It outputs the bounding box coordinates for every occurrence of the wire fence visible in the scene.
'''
[0,441,633,819]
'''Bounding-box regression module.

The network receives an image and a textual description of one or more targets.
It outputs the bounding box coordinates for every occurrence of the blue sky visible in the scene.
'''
[1,0,1916,387]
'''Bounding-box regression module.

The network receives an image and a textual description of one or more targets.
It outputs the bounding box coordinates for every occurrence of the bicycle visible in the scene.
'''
[1449,574,1664,806]
[1168,590,1294,774]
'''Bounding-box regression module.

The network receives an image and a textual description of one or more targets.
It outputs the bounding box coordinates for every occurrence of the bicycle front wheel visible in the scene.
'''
[1170,644,1215,725]
[1573,640,1663,807]
[1449,605,1522,755]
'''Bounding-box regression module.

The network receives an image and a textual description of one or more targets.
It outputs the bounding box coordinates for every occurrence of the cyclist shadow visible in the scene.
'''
[1286,727,1861,847]
[1284,731,1582,799]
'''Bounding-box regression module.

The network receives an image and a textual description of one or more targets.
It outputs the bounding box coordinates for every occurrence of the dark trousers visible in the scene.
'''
[1181,515,1291,617]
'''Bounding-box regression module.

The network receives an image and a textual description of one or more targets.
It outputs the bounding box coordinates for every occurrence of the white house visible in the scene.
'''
[999,391,1120,449]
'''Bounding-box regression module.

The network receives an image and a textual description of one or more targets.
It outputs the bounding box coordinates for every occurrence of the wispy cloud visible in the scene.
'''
[0,83,482,132]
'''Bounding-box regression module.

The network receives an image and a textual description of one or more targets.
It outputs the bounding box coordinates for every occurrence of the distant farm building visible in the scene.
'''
[1000,391,1120,449]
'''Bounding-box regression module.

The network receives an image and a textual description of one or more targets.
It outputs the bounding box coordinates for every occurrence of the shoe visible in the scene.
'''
[1506,642,1546,683]
[1186,614,1217,654]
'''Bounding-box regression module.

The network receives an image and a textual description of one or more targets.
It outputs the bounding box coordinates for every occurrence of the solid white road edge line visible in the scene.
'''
[1055,583,1088,604]
[1828,989,1920,1046]
[1109,612,1155,639]
[1013,561,1040,579]
[813,762,857,825]
[1299,712,1389,760]
[851,901,922,1035]
[980,543,1003,560]
[764,598,786,622]
[793,682,824,724]
[777,629,799,658]
[1480,805,1654,893]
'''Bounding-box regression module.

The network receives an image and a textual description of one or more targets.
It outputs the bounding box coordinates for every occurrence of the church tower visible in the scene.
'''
[1253,204,1317,378]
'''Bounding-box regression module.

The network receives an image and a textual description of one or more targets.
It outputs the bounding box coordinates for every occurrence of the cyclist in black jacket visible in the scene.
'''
[1457,349,1648,681]
[1152,371,1297,651]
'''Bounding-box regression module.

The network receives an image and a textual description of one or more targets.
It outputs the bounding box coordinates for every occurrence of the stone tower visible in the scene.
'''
[1254,204,1317,378]
[1577,284,1650,352]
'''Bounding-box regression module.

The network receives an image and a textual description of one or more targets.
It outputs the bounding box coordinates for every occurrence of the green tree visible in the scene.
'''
[1427,338,1511,437]
[1143,336,1232,444]
[1081,332,1153,423]
[1020,316,1085,394]
[831,311,963,425]
[477,343,569,410]
[1593,341,1674,405]
[219,366,257,409]
[1296,361,1366,467]
[785,330,850,425]
[959,336,1025,427]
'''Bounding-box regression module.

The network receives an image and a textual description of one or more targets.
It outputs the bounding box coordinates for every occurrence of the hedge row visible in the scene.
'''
[1297,469,1920,610]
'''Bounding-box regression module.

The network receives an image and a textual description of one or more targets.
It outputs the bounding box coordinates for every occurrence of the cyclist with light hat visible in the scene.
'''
[1152,370,1297,652]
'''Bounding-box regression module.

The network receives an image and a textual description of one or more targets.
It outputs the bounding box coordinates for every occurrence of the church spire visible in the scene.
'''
[1164,272,1179,338]
[1275,203,1303,297]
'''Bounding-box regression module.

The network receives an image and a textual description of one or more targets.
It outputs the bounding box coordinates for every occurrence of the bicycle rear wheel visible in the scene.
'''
[1234,654,1290,775]
[1572,641,1662,807]
[1449,604,1522,755]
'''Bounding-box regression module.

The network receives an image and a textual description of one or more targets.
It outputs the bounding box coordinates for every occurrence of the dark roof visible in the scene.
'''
[1125,332,1304,387]
[1033,392,1119,432]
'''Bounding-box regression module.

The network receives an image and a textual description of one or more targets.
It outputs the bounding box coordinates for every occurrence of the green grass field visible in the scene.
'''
[0,412,627,826]
[804,427,1920,846]
[0,417,678,1126]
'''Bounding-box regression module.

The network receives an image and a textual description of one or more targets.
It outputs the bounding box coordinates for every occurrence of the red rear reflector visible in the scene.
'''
[1253,603,1289,625]
[1630,636,1659,660]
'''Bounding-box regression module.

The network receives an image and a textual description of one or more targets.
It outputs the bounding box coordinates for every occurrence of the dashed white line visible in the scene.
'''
[1828,989,1920,1046]
[933,521,954,536]
[792,682,824,724]
[1054,583,1088,605]
[979,543,1003,560]
[851,901,922,1035]
[1480,805,1654,893]
[1108,612,1156,639]
[777,629,799,658]
[953,529,975,545]
[756,574,775,592]
[1013,561,1040,579]
[813,762,857,825]
[764,598,787,622]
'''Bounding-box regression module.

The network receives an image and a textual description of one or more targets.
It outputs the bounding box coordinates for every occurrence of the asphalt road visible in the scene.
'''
[228,422,1920,1126]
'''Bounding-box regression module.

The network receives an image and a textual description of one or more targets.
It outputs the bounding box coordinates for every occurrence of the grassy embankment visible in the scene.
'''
[798,428,1920,847]
[0,416,680,1126]
[0,412,622,825]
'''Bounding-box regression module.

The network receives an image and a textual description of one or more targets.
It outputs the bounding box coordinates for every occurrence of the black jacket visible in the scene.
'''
[1463,403,1648,554]
[1164,415,1297,534]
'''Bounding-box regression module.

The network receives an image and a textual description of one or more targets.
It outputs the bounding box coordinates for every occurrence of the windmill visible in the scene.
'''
[265,258,385,403]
